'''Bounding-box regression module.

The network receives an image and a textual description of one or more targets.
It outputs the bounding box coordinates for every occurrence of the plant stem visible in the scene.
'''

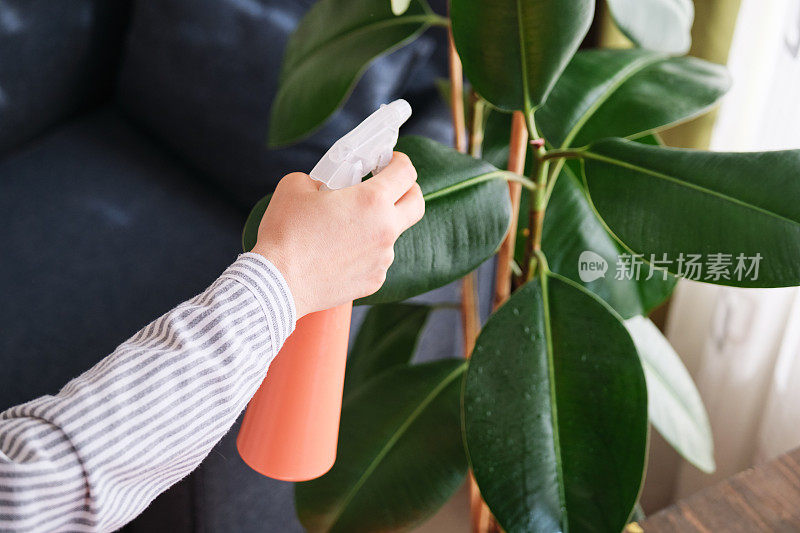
[468,91,486,158]
[523,118,549,281]
[492,111,528,310]
[461,91,486,359]
[446,24,478,359]
[429,14,451,27]
[460,272,480,357]
[446,22,494,533]
[447,27,467,154]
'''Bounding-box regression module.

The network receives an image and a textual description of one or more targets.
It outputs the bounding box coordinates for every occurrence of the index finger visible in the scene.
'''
[366,152,418,202]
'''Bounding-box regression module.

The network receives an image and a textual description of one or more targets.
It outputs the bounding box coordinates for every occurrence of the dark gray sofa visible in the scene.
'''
[0,0,486,530]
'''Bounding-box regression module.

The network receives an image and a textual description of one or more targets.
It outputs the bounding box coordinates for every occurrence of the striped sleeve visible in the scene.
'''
[0,253,296,532]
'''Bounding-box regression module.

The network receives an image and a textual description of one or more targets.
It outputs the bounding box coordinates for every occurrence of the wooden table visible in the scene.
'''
[640,447,800,532]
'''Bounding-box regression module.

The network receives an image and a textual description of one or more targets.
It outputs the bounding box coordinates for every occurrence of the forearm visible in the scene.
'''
[0,253,296,532]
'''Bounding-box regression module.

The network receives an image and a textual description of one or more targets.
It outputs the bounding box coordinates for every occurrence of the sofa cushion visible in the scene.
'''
[0,106,312,531]
[117,0,449,210]
[0,107,243,409]
[0,1,131,155]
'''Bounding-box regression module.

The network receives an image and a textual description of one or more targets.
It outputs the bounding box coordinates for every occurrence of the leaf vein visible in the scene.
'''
[584,150,800,227]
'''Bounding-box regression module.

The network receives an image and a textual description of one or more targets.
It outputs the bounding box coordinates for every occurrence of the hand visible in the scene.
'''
[252,152,424,318]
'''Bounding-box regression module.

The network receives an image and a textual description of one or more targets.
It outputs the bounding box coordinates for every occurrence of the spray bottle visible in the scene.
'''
[236,100,413,481]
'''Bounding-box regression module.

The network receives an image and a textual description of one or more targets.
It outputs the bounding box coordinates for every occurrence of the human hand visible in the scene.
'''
[252,152,424,318]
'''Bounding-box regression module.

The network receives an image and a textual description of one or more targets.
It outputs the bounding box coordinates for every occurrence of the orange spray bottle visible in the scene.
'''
[236,100,413,481]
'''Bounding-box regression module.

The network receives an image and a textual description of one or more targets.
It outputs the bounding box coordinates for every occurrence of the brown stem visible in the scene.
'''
[447,27,467,154]
[460,272,480,358]
[522,141,547,281]
[447,21,495,533]
[492,111,528,311]
[469,476,494,533]
[447,27,480,361]
[460,91,487,359]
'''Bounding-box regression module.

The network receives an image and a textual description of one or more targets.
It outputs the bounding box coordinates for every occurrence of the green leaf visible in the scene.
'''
[536,49,730,149]
[582,138,800,287]
[391,0,413,15]
[450,0,595,112]
[269,0,440,146]
[625,316,715,473]
[606,0,694,54]
[463,272,648,533]
[242,194,271,252]
[296,359,468,532]
[543,163,676,318]
[358,136,512,304]
[344,303,431,397]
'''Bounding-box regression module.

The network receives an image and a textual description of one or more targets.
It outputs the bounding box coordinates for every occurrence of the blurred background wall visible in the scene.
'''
[610,0,800,513]
[664,0,800,504]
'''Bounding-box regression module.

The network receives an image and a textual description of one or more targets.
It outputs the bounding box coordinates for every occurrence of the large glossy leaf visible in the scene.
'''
[543,164,675,318]
[344,303,431,397]
[296,359,468,532]
[268,0,439,146]
[582,138,800,287]
[606,0,694,54]
[535,49,730,149]
[463,272,648,532]
[450,0,595,111]
[359,136,512,304]
[625,316,715,473]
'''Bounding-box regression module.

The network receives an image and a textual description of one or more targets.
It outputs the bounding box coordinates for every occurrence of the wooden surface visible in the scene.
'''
[641,447,800,532]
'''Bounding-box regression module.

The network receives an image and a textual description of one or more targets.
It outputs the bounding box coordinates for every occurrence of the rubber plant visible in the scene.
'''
[242,0,800,531]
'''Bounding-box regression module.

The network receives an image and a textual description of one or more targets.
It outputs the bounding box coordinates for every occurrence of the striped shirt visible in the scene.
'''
[0,253,297,532]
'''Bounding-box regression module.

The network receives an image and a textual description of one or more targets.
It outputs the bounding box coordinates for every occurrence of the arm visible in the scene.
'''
[0,254,295,532]
[0,154,423,532]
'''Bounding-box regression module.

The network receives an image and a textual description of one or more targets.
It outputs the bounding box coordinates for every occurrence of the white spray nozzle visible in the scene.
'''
[309,99,412,190]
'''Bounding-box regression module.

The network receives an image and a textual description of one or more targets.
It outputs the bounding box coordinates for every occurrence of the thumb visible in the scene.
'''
[282,172,321,192]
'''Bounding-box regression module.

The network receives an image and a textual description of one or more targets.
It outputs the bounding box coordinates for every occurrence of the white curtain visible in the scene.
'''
[663,0,800,500]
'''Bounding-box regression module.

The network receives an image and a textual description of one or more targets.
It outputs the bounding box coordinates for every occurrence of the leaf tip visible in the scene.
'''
[390,0,411,15]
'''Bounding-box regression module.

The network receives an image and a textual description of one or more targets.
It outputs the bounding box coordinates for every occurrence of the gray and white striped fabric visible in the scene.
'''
[0,253,296,532]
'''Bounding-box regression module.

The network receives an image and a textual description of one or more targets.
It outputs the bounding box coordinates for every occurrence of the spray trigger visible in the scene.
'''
[309,99,412,190]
